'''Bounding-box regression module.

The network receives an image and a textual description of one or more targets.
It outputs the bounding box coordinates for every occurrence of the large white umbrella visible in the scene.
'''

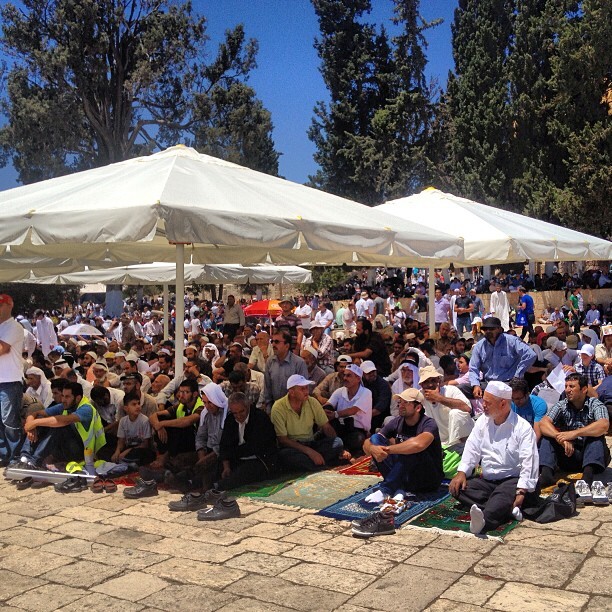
[377,187,612,326]
[0,146,464,373]
[59,323,103,337]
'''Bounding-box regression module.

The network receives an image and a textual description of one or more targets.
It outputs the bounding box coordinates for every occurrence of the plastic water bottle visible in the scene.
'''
[84,448,96,476]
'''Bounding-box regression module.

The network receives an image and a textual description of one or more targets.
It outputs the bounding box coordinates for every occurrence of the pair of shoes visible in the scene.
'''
[351,511,396,538]
[92,477,117,494]
[54,476,88,493]
[123,478,158,499]
[15,477,33,490]
[591,481,609,506]
[575,479,593,506]
[168,492,209,512]
[197,496,240,521]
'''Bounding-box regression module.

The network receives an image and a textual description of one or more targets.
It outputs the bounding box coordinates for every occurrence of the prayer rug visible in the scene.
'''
[407,495,519,540]
[336,456,381,477]
[318,483,450,528]
[264,470,382,510]
[230,473,306,498]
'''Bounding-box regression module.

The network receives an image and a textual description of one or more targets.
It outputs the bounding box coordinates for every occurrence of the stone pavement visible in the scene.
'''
[1,477,612,612]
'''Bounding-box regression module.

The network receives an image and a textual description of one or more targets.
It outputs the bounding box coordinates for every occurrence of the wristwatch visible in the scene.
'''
[515,488,527,496]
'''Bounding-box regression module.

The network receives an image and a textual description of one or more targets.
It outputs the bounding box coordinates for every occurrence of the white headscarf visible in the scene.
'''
[581,329,599,348]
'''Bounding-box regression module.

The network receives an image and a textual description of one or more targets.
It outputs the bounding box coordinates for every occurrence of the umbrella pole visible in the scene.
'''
[163,284,169,341]
[174,244,185,376]
[428,266,436,332]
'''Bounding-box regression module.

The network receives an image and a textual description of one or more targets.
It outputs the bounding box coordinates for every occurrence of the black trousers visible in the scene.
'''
[154,415,196,457]
[218,456,276,491]
[454,476,536,532]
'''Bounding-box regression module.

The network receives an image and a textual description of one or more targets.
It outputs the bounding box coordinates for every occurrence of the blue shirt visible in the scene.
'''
[520,294,534,315]
[46,400,94,430]
[468,333,537,387]
[511,394,547,427]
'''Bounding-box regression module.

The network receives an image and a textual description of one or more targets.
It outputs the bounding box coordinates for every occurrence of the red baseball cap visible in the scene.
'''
[0,294,14,307]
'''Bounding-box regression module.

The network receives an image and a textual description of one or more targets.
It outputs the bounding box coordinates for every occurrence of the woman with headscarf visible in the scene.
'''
[25,366,53,408]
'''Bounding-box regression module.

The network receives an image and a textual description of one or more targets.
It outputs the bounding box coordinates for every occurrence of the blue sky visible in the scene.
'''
[0,0,457,190]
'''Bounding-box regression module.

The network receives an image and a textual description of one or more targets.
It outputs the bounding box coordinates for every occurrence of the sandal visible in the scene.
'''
[91,477,105,493]
[104,479,117,494]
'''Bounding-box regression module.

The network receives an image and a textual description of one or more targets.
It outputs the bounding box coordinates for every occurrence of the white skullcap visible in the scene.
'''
[26,367,44,377]
[485,381,512,400]
[202,382,228,410]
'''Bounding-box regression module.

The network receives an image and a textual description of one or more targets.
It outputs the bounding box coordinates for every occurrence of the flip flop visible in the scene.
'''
[91,477,105,493]
[104,479,117,494]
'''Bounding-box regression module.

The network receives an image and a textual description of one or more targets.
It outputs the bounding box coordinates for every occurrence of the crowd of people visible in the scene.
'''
[0,274,611,535]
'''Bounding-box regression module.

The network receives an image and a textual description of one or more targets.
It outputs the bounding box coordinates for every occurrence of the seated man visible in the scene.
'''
[271,374,344,471]
[18,381,106,470]
[508,377,547,441]
[363,388,444,504]
[312,355,351,405]
[449,381,539,534]
[361,360,392,432]
[418,365,473,476]
[149,379,204,471]
[538,373,610,498]
[323,364,372,454]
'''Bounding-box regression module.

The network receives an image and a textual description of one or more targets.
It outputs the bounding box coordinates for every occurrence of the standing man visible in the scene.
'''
[294,296,312,334]
[222,295,245,341]
[434,288,451,332]
[469,289,484,321]
[35,310,58,357]
[517,286,535,340]
[449,381,539,534]
[454,286,474,336]
[0,295,24,466]
[569,288,584,334]
[489,284,510,332]
[314,301,334,335]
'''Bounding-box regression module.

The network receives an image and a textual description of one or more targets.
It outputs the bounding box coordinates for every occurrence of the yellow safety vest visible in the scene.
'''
[63,397,106,455]
[176,396,204,419]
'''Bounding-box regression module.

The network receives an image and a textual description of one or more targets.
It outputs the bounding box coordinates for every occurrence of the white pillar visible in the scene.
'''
[174,244,185,377]
[163,284,169,340]
[482,265,491,281]
[256,286,263,301]
[528,261,535,279]
[428,266,436,330]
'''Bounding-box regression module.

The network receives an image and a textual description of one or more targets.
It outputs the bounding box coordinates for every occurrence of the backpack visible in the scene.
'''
[522,482,577,524]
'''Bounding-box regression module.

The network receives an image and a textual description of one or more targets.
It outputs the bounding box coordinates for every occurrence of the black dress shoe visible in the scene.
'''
[197,497,240,521]
[123,478,158,499]
[54,476,88,493]
[15,477,33,490]
[168,492,208,512]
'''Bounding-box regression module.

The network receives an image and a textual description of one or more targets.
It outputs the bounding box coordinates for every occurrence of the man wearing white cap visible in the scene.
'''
[271,374,344,471]
[449,380,539,534]
[25,367,53,408]
[322,364,372,453]
[313,355,352,405]
[574,344,605,390]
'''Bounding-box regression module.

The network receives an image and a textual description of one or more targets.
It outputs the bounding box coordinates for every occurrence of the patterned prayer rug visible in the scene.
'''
[318,483,450,528]
[230,473,306,498]
[336,456,381,477]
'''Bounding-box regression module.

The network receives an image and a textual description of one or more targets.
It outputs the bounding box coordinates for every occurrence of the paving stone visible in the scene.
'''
[245,507,302,524]
[58,506,119,523]
[349,565,461,611]
[0,512,30,531]
[235,536,297,555]
[56,592,145,611]
[373,528,439,547]
[52,519,117,540]
[121,502,180,522]
[216,598,294,612]
[7,583,87,612]
[182,526,244,546]
[290,514,349,533]
[0,569,46,601]
[281,528,334,546]
[226,574,350,612]
[486,582,589,611]
[335,606,374,612]
[593,538,612,557]
[0,546,73,577]
[0,500,56,519]
[595,523,612,537]
[23,515,67,531]
[85,496,140,511]
[137,537,243,563]
[92,570,169,601]
[439,575,504,606]
[357,540,418,562]
[238,522,299,540]
[428,532,499,553]
[521,518,600,533]
[140,584,237,612]
[503,527,599,554]
[588,596,612,610]
[567,557,612,595]
[143,557,245,588]
[279,561,376,595]
[81,542,170,570]
[101,514,185,537]
[225,551,301,576]
[426,601,486,611]
[97,527,163,548]
[404,547,484,573]
[319,535,365,553]
[40,560,123,588]
[0,526,65,548]
[283,544,395,576]
[475,544,585,587]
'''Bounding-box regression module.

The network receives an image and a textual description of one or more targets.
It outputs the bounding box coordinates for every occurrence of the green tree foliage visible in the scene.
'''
[308,0,436,205]
[0,283,81,315]
[298,266,350,295]
[0,0,279,183]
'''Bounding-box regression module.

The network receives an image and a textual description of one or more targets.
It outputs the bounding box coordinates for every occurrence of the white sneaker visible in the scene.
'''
[574,479,592,505]
[469,504,486,534]
[591,481,609,506]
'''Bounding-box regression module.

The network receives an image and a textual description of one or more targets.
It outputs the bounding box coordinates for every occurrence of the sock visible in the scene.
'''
[365,490,385,504]
[511,506,523,522]
[538,466,556,488]
[469,504,486,534]
[582,465,595,487]
[392,493,405,502]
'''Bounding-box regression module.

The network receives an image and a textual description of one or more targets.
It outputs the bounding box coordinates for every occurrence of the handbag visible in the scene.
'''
[522,482,577,523]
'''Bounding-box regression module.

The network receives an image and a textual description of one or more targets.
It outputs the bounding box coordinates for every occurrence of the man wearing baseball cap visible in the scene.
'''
[271,374,344,471]
[312,355,352,405]
[0,294,25,466]
[468,317,536,399]
[449,381,539,534]
[362,387,444,506]
[575,344,605,391]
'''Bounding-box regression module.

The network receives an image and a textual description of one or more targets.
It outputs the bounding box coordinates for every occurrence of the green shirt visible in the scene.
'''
[271,395,328,442]
[569,294,579,312]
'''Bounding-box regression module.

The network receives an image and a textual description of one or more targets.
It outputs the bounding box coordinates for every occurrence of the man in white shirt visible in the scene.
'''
[449,381,539,534]
[314,302,334,335]
[355,291,370,319]
[489,284,510,332]
[35,310,58,357]
[294,296,312,332]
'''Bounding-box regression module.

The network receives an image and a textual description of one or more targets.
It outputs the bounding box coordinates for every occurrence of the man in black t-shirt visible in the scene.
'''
[454,286,474,336]
[363,388,443,500]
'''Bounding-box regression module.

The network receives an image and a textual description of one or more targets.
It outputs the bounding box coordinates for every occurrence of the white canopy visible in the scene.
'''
[0,145,463,266]
[377,187,612,266]
[14,263,312,285]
